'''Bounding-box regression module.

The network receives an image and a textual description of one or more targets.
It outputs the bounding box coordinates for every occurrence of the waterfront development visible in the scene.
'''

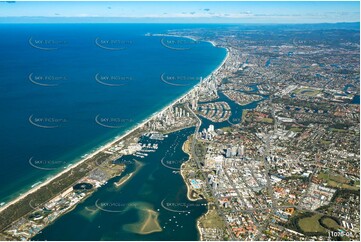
[0,2,360,241]
[165,23,360,241]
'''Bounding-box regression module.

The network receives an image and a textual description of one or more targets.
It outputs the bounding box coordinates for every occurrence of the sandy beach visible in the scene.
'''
[0,87,189,214]
[0,39,229,216]
[114,173,133,187]
[179,42,229,203]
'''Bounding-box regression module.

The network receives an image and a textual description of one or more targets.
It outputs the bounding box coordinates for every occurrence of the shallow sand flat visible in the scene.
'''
[114,173,134,188]
[78,205,100,222]
[123,202,162,235]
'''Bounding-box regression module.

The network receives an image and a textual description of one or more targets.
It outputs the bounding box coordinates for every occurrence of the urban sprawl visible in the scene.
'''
[0,25,359,241]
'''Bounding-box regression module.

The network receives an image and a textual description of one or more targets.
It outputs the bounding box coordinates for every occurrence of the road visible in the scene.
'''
[186,103,236,240]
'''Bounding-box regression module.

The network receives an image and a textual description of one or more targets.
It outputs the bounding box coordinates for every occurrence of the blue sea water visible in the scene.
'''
[34,128,206,241]
[0,24,226,204]
[352,94,360,104]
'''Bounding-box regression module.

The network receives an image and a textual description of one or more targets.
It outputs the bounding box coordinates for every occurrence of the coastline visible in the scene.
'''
[114,173,133,187]
[181,138,206,241]
[150,33,198,42]
[0,38,229,217]
[179,44,229,200]
[151,33,218,48]
[197,206,210,241]
[180,140,202,202]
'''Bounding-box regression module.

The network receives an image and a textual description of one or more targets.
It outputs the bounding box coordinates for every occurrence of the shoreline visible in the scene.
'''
[151,33,219,48]
[181,141,206,241]
[180,140,201,202]
[114,172,133,187]
[150,33,198,42]
[0,38,229,217]
[196,203,213,241]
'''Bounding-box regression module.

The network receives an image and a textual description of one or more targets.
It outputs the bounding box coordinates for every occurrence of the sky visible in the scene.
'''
[0,1,360,23]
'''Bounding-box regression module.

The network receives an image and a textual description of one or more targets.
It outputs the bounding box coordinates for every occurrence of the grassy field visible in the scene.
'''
[321,217,340,230]
[261,118,274,124]
[317,172,359,191]
[341,183,360,191]
[289,127,303,132]
[320,140,332,145]
[318,172,348,184]
[241,110,248,123]
[221,126,233,132]
[330,128,349,133]
[199,209,225,229]
[298,214,327,233]
[183,138,191,153]
[293,87,321,97]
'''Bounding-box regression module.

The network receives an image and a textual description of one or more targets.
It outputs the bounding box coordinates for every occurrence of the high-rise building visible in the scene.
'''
[231,146,238,156]
[226,148,232,158]
[212,181,218,190]
[190,89,199,110]
[239,144,245,157]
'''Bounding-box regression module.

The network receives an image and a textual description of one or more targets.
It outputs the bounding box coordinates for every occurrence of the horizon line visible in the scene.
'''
[0,17,360,25]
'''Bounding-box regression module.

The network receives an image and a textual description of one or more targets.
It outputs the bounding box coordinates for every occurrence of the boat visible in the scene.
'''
[149,133,165,140]
[136,152,148,156]
[142,149,156,152]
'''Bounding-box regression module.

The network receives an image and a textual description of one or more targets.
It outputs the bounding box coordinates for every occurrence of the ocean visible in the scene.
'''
[0,24,226,205]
